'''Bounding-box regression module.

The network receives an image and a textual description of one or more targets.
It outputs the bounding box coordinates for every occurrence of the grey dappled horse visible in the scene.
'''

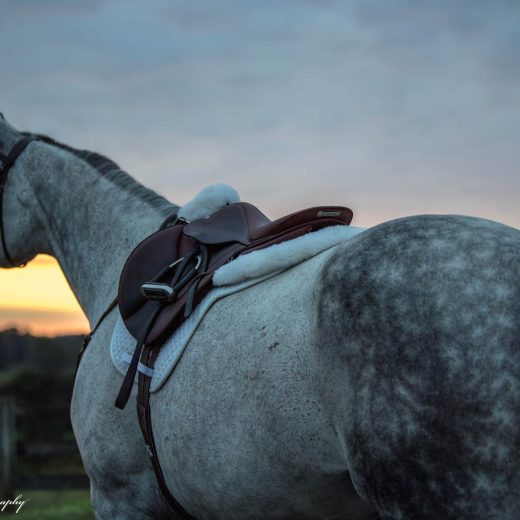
[1,113,519,519]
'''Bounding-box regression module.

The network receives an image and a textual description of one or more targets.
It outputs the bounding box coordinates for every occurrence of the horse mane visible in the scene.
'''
[22,132,178,216]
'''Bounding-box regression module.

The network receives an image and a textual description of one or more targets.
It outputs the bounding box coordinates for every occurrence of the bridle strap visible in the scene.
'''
[0,136,38,267]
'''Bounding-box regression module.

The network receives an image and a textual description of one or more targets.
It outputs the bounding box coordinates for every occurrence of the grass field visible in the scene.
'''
[1,490,93,519]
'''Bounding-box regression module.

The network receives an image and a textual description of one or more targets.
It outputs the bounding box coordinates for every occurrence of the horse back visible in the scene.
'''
[315,215,520,519]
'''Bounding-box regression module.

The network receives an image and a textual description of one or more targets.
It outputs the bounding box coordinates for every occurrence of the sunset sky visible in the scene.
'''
[0,256,88,336]
[1,0,519,336]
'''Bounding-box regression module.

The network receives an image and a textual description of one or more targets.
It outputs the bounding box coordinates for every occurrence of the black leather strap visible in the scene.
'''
[159,212,184,230]
[0,136,38,267]
[114,301,161,410]
[137,344,197,519]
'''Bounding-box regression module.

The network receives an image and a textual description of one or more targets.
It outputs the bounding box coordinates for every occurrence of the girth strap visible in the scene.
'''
[137,344,197,519]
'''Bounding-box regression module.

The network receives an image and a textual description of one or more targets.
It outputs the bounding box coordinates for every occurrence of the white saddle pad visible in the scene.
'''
[110,224,365,392]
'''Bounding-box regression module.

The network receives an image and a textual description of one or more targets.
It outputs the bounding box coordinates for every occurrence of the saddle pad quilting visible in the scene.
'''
[110,224,366,392]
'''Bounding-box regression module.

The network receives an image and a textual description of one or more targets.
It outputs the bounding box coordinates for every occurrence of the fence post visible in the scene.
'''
[0,397,16,499]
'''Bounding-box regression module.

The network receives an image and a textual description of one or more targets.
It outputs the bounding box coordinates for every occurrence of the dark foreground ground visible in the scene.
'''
[1,330,92,516]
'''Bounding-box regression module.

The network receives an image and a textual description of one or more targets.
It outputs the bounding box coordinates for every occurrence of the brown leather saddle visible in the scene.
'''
[118,202,352,351]
[114,201,352,519]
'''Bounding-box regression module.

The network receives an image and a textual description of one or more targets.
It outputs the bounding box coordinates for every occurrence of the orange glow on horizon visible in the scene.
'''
[0,255,88,337]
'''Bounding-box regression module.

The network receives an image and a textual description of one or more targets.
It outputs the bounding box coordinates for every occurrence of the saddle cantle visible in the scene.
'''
[113,200,352,519]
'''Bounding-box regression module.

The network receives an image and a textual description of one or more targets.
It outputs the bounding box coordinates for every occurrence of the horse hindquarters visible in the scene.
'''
[314,215,520,520]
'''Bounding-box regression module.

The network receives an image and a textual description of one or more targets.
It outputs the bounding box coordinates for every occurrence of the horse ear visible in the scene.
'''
[0,113,4,120]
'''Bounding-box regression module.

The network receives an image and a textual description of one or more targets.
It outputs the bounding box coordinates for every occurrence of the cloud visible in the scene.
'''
[0,0,518,230]
[3,0,101,15]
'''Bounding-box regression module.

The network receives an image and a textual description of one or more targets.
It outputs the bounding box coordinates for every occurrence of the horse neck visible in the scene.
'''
[27,142,175,327]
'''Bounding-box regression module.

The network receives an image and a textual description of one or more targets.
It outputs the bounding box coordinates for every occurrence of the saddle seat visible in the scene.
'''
[182,202,272,245]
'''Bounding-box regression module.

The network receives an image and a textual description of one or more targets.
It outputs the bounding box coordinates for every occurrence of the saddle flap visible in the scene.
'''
[118,224,243,344]
[118,225,190,341]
